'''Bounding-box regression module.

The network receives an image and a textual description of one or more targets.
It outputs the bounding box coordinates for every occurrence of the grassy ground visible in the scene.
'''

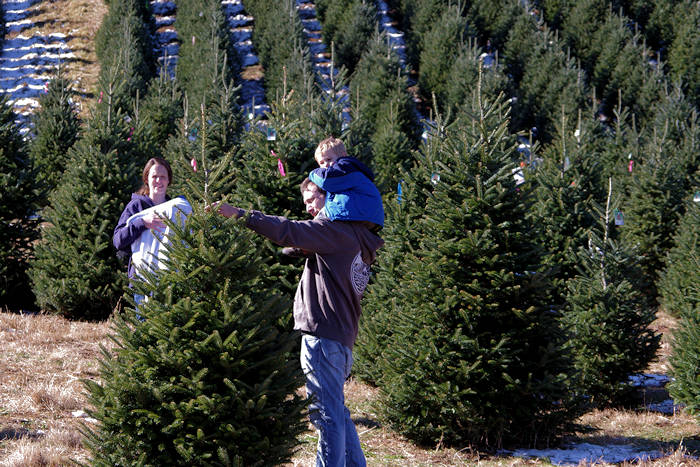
[1,309,699,466]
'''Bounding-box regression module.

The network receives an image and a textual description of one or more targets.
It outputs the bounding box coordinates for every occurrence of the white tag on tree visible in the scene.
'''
[614,209,624,226]
[430,173,440,185]
[694,191,700,203]
[266,127,277,141]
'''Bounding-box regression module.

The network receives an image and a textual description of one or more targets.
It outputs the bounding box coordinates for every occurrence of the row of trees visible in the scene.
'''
[0,0,698,458]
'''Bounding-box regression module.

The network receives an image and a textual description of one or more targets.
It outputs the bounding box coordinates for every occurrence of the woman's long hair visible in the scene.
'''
[135,158,173,196]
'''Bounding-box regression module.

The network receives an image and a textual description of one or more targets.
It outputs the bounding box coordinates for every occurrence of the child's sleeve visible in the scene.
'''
[309,165,368,193]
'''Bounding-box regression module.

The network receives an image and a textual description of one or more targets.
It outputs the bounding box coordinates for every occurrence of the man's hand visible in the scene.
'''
[207,201,243,219]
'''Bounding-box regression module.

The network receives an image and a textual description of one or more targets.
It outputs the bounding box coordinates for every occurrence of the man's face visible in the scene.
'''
[303,186,325,217]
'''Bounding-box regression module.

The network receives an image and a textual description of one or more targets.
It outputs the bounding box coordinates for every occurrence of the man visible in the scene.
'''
[214,178,383,466]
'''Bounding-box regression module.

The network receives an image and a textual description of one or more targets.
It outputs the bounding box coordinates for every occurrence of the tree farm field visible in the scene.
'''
[1,309,700,466]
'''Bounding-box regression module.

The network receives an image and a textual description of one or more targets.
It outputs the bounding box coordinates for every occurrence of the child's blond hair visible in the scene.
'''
[315,136,348,162]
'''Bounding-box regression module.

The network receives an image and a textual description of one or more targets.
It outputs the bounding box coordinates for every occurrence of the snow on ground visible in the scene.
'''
[505,442,664,465]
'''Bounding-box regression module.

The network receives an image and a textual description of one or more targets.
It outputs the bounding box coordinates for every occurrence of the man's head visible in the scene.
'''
[300,178,326,217]
[314,136,348,168]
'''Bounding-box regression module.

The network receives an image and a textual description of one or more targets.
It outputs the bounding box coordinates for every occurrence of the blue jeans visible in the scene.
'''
[133,294,145,321]
[300,335,366,467]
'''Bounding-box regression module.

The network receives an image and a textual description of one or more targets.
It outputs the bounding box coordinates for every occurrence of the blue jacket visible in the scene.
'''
[309,157,384,227]
[113,194,155,279]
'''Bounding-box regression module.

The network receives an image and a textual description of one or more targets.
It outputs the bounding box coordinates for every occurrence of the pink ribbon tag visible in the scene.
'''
[98,91,103,103]
[191,158,197,172]
[127,127,134,142]
[628,160,634,172]
[278,158,286,177]
[44,82,49,93]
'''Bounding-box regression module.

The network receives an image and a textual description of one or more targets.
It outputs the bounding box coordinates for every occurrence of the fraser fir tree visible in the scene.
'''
[561,178,659,406]
[29,74,141,320]
[83,151,307,466]
[95,0,156,112]
[667,201,700,416]
[667,1,700,108]
[363,88,579,447]
[246,0,313,103]
[445,40,509,119]
[175,0,240,120]
[417,4,470,112]
[137,70,184,159]
[315,0,376,73]
[529,109,601,302]
[659,200,700,317]
[0,96,37,308]
[29,71,81,202]
[348,31,419,185]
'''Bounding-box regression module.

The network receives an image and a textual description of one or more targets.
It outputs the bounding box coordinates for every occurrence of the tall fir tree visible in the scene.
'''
[561,178,660,406]
[667,1,700,108]
[348,31,419,186]
[666,201,700,418]
[512,29,587,143]
[0,96,38,309]
[29,70,81,204]
[83,149,307,466]
[95,0,156,113]
[361,87,580,447]
[29,72,141,320]
[175,0,239,121]
[659,199,700,318]
[417,4,470,112]
[315,0,376,74]
[529,108,602,303]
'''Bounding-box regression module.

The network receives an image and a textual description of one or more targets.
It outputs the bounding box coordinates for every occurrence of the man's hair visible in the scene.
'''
[315,136,348,161]
[300,177,326,195]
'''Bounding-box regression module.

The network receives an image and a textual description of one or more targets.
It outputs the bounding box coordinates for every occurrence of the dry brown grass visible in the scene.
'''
[0,312,111,466]
[1,309,699,466]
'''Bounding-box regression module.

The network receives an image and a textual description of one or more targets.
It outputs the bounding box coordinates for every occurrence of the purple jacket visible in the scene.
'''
[245,210,384,349]
[113,194,155,279]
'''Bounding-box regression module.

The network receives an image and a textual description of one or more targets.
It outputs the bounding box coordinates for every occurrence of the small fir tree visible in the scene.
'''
[529,108,602,299]
[561,178,660,406]
[417,4,470,112]
[0,96,38,308]
[29,71,81,202]
[95,0,156,112]
[83,151,307,465]
[667,211,700,416]
[29,75,141,320]
[659,200,700,317]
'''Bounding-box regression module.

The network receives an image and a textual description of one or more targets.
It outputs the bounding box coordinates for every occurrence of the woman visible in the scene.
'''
[113,158,172,285]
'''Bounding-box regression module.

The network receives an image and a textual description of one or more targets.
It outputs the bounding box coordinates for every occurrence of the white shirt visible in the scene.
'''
[126,197,192,277]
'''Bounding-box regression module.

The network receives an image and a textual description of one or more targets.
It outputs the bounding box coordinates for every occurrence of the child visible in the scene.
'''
[308,137,384,231]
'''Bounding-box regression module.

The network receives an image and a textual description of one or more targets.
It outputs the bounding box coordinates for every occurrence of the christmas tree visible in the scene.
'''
[29,70,81,203]
[667,202,700,417]
[417,4,470,112]
[94,0,156,112]
[29,74,141,320]
[0,96,38,309]
[659,199,700,317]
[561,178,660,406]
[83,141,307,466]
[362,86,579,447]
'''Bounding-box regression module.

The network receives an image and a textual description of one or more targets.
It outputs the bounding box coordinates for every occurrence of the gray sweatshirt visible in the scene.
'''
[245,210,384,349]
